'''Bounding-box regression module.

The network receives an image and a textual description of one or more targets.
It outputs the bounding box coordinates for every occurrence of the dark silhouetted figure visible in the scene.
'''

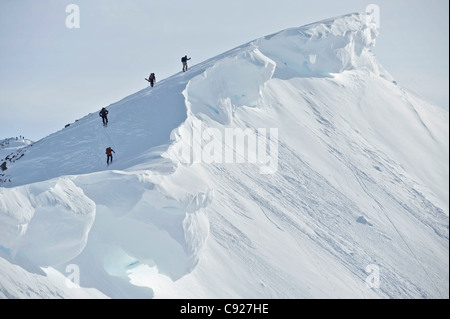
[99,107,109,126]
[181,55,191,72]
[106,147,115,166]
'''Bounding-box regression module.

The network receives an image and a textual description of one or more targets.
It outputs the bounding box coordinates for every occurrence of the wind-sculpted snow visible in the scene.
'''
[0,178,95,265]
[61,171,212,298]
[0,12,448,298]
[186,49,276,124]
[0,170,213,298]
[257,13,386,79]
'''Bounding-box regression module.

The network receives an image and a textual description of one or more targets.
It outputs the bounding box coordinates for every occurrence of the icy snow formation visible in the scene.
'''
[0,13,448,299]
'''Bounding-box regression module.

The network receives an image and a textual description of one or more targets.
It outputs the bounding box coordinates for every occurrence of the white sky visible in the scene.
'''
[0,0,448,141]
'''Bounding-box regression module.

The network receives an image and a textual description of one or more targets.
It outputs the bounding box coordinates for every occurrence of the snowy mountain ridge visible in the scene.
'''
[0,137,32,160]
[0,13,448,299]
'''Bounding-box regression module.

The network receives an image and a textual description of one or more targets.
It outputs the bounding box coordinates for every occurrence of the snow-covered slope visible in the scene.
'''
[0,13,448,299]
[0,137,33,184]
[0,137,32,158]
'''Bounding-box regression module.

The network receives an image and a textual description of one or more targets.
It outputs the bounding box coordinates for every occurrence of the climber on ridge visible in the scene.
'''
[106,146,115,166]
[146,72,156,87]
[181,55,191,72]
[99,107,109,126]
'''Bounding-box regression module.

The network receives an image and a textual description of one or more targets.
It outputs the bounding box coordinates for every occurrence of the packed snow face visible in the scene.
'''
[0,13,448,299]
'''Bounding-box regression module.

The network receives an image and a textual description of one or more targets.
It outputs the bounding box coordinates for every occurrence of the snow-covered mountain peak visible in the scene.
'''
[255,12,387,79]
[0,13,387,188]
[0,13,448,299]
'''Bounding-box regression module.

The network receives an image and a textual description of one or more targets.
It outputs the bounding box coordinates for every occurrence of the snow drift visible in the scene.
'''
[0,13,448,299]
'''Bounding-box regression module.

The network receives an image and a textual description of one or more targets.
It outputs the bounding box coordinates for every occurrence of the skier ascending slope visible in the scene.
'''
[99,107,109,126]
[146,73,156,87]
[181,55,191,72]
[106,147,115,166]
